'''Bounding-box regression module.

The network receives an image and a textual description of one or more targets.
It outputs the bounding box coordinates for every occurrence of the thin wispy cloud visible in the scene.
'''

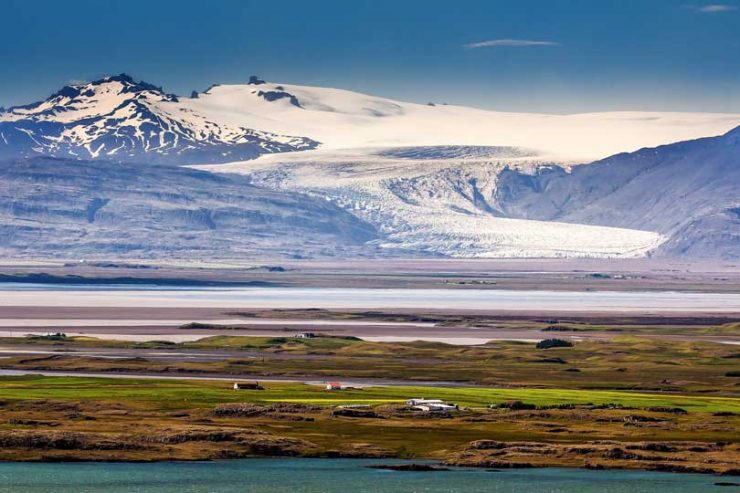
[464,39,560,49]
[684,4,737,12]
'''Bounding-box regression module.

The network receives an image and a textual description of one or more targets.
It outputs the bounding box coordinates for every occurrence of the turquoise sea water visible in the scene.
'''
[0,459,731,493]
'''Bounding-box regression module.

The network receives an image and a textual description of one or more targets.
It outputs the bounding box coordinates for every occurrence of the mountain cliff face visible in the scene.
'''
[0,157,379,259]
[493,126,740,258]
[0,75,317,164]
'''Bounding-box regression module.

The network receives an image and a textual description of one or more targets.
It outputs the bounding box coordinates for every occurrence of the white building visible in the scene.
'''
[406,398,458,412]
[406,398,445,406]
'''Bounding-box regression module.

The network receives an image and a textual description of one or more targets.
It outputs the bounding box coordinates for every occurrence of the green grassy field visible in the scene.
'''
[1,375,738,413]
[2,333,738,396]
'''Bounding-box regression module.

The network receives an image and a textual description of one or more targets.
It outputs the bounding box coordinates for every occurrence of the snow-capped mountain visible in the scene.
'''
[1,74,738,259]
[3,74,739,163]
[0,74,317,164]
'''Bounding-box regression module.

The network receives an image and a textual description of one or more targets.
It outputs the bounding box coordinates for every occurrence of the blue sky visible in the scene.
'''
[1,0,738,113]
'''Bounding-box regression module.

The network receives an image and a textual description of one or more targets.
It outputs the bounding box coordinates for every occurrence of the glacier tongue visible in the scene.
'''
[199,147,665,259]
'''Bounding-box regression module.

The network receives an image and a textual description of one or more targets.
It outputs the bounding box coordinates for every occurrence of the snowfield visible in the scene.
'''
[180,81,740,161]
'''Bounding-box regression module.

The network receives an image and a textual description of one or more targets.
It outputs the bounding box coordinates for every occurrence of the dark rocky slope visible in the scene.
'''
[0,157,379,259]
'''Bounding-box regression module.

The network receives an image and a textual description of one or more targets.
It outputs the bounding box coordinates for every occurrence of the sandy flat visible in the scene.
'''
[0,287,737,312]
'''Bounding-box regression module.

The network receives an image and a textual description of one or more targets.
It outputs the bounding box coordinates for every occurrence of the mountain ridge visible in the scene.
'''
[0,74,317,164]
[492,125,740,258]
[0,156,381,259]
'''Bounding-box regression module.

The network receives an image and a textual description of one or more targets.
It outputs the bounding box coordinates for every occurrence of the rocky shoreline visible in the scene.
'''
[1,427,738,476]
[448,439,740,476]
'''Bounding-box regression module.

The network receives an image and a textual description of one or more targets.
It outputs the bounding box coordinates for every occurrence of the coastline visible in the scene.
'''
[1,439,738,477]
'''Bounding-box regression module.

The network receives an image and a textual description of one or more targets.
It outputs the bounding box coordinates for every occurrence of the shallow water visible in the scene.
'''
[0,459,728,493]
[0,284,737,312]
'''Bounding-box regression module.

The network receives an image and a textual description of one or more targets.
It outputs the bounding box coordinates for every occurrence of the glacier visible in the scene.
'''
[1,74,738,260]
[198,147,665,258]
